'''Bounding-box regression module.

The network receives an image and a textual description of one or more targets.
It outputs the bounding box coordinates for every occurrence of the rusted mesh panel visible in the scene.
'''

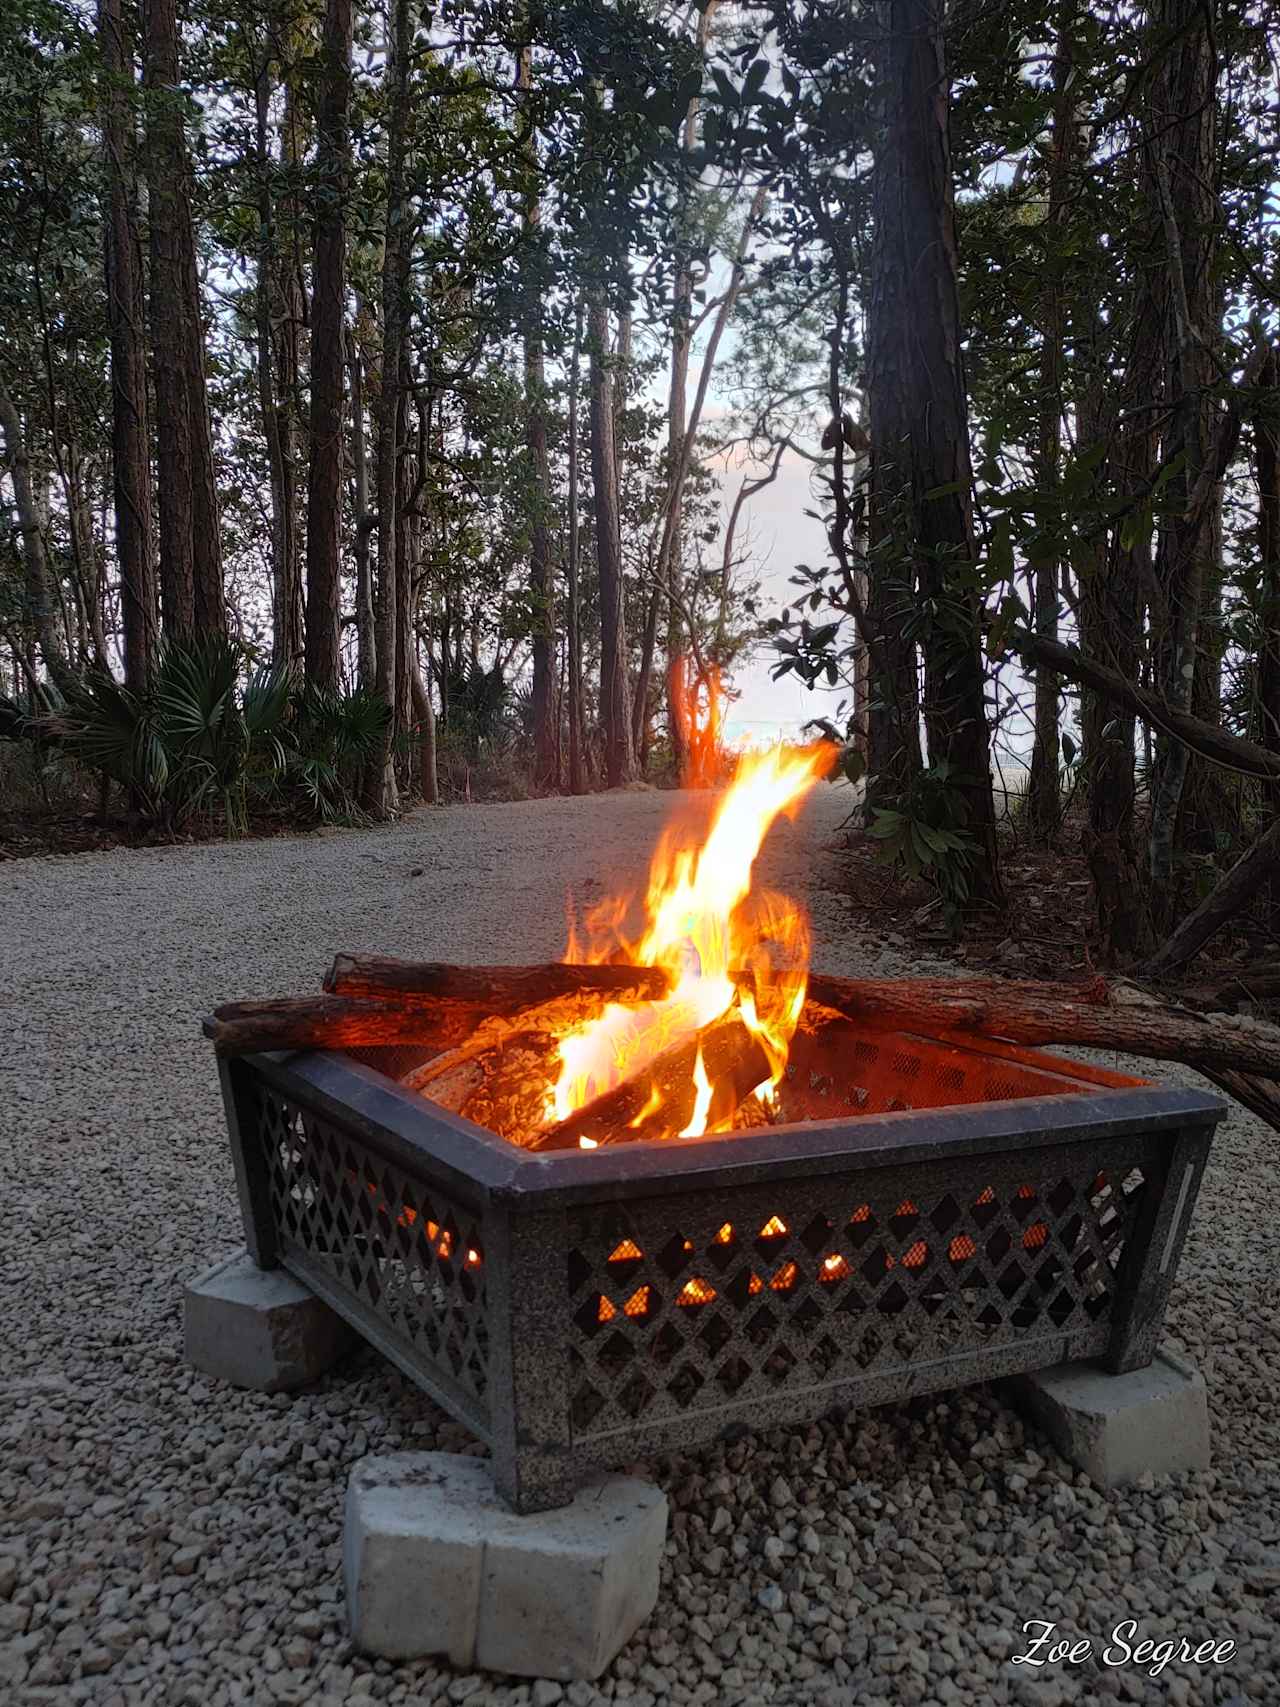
[245,1079,490,1405]
[565,1150,1149,1439]
[778,1020,1144,1123]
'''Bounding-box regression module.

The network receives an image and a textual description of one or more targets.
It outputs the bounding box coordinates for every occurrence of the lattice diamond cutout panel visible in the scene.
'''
[565,1156,1149,1438]
[247,1081,490,1406]
[778,1021,1139,1121]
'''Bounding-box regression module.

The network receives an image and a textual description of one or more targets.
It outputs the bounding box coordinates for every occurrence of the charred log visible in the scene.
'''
[529,1013,772,1152]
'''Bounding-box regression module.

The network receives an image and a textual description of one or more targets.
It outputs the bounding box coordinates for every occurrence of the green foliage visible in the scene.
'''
[49,641,389,835]
[866,763,981,927]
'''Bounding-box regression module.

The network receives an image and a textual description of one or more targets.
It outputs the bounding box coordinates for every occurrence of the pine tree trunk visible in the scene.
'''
[566,298,587,795]
[303,0,351,691]
[867,0,1001,903]
[143,0,195,641]
[1144,0,1219,929]
[365,0,411,813]
[0,383,73,692]
[253,44,299,674]
[100,0,155,692]
[517,46,557,793]
[1025,15,1076,845]
[589,292,636,788]
[276,53,308,670]
[348,322,377,690]
[1257,349,1280,752]
[1078,279,1156,962]
[394,359,414,797]
[144,0,222,640]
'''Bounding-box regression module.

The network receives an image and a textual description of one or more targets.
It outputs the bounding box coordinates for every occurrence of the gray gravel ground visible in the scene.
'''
[2,786,1278,1707]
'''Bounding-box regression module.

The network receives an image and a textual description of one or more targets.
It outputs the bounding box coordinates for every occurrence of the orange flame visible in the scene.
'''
[548,681,835,1142]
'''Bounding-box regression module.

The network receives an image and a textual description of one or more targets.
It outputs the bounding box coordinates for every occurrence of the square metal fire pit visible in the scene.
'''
[217,1017,1223,1510]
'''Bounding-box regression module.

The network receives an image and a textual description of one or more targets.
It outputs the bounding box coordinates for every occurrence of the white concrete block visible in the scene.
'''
[344,1452,668,1680]
[184,1247,356,1393]
[1004,1349,1210,1488]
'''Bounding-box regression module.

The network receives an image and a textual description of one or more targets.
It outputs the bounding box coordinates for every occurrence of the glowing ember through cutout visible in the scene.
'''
[547,711,837,1143]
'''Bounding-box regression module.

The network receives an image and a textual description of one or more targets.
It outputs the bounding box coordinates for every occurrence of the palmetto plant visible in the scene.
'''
[50,640,389,834]
[283,684,390,822]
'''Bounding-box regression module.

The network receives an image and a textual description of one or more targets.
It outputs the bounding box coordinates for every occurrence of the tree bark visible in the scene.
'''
[145,0,224,640]
[365,0,412,813]
[1257,348,1280,752]
[589,290,636,787]
[1077,266,1156,960]
[394,356,414,794]
[566,297,587,794]
[517,45,557,793]
[0,382,74,692]
[866,0,1000,901]
[253,41,300,675]
[1144,0,1219,924]
[410,657,438,804]
[348,329,377,689]
[100,0,155,693]
[1025,13,1076,845]
[303,0,351,692]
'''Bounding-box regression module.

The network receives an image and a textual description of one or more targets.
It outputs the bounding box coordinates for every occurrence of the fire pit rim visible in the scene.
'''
[237,1046,1224,1213]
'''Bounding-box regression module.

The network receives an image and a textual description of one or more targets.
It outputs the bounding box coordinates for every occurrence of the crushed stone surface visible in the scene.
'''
[2,786,1277,1706]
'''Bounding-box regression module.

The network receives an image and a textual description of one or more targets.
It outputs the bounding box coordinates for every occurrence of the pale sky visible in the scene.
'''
[715,445,849,747]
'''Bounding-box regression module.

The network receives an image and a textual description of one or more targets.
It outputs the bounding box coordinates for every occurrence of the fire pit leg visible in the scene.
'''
[488,1206,580,1514]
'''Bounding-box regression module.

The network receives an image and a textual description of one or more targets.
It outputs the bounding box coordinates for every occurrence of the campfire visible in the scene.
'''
[400,735,837,1151]
[205,725,1225,1512]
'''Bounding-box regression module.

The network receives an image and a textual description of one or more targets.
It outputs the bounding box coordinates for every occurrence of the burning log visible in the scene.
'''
[206,963,670,1058]
[529,1013,773,1152]
[324,954,670,1010]
[203,996,468,1056]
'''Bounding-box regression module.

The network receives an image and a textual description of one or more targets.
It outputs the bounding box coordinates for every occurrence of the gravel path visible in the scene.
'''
[2,788,1278,1707]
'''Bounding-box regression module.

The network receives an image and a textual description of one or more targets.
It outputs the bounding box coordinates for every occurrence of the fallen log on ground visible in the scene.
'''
[1178,960,1280,1011]
[527,1013,773,1152]
[1201,1067,1280,1131]
[1141,817,1280,978]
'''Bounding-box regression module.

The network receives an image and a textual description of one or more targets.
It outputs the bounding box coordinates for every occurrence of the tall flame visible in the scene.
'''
[549,705,836,1141]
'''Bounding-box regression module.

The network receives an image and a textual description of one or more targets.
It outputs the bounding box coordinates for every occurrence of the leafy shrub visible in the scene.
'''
[37,640,389,835]
[867,760,980,925]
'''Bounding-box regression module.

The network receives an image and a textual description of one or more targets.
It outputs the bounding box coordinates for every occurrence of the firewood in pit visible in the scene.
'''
[205,967,670,1058]
[324,954,670,1010]
[402,990,624,1141]
[528,1012,774,1151]
[203,995,466,1056]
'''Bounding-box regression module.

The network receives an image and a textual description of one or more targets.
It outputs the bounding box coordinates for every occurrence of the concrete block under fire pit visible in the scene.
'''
[344,1452,668,1679]
[1003,1349,1210,1488]
[184,1247,357,1393]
